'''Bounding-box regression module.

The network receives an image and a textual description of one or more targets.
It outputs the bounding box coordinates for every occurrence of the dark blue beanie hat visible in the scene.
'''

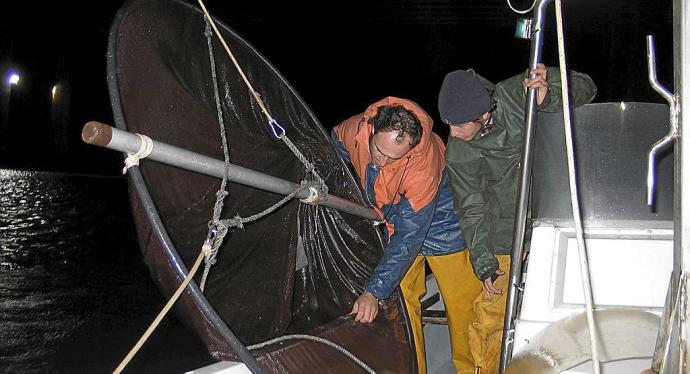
[438,70,491,125]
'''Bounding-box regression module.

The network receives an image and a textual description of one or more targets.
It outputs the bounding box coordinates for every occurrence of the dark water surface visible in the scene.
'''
[0,169,213,373]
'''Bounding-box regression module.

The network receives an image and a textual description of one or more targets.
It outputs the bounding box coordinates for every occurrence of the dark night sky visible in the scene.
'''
[0,0,674,175]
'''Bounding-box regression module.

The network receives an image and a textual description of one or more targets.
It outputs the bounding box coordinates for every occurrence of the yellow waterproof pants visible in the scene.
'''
[468,254,511,374]
[399,249,482,374]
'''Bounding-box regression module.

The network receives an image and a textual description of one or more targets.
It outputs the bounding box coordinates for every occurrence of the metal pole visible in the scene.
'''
[499,0,553,372]
[651,2,690,371]
[81,121,380,221]
[675,0,690,371]
[645,33,681,373]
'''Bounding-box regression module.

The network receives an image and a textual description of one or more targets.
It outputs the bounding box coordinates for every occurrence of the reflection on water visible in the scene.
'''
[0,170,145,372]
[0,169,213,373]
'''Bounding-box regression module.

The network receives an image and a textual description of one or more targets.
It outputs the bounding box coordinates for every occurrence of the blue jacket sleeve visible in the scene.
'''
[364,197,436,299]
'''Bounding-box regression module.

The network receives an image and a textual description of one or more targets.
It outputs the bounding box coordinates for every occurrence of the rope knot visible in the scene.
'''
[203,17,213,38]
[229,214,244,230]
[299,180,328,205]
[202,238,214,259]
[122,134,154,174]
[215,189,229,201]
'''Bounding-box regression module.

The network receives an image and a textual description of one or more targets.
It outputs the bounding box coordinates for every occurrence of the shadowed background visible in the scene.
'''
[0,0,673,175]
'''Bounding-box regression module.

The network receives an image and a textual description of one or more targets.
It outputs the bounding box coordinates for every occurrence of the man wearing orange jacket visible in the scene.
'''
[331,96,482,373]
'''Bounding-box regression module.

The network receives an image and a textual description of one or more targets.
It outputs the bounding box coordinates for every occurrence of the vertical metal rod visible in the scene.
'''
[499,0,553,372]
[646,9,686,371]
[674,0,690,371]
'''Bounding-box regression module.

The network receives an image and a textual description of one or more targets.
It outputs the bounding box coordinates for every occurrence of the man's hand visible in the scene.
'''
[483,269,505,297]
[351,292,379,323]
[523,63,549,105]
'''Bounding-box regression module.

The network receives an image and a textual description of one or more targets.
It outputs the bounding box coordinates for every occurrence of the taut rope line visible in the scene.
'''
[554,0,601,372]
[113,246,208,374]
[195,0,272,121]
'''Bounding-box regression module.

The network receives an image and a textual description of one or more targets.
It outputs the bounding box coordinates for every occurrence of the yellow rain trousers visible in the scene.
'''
[468,254,511,374]
[399,249,481,374]
[399,251,511,374]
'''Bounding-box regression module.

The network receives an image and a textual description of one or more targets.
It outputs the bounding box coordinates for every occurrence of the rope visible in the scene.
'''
[195,0,328,199]
[122,134,153,174]
[281,135,329,198]
[247,334,375,374]
[300,186,320,204]
[199,183,309,289]
[195,0,272,121]
[199,15,233,291]
[506,0,537,14]
[196,5,328,289]
[113,243,210,374]
[205,16,232,218]
[554,1,601,372]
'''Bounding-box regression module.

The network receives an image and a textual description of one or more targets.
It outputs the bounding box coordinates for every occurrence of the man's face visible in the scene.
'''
[369,130,413,168]
[448,112,490,141]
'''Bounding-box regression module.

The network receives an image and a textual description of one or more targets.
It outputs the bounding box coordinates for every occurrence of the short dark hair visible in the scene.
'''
[368,105,423,147]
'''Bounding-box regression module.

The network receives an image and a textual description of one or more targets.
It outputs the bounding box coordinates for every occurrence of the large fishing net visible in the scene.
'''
[108,0,385,345]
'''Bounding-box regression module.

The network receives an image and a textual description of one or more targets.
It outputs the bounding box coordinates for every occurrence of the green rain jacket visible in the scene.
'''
[445,67,597,281]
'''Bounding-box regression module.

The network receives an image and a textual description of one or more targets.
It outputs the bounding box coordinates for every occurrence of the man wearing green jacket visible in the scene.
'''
[438,63,597,373]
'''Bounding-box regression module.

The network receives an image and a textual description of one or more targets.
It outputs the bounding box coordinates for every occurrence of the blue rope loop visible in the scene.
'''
[206,222,219,240]
[267,119,286,139]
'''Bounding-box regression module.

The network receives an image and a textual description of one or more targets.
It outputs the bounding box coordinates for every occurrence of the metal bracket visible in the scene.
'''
[646,34,679,207]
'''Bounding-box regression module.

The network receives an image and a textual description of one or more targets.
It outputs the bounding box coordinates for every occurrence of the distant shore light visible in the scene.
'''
[8,73,20,85]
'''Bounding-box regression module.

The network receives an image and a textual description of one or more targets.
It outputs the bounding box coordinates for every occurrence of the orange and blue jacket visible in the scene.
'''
[331,97,466,299]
